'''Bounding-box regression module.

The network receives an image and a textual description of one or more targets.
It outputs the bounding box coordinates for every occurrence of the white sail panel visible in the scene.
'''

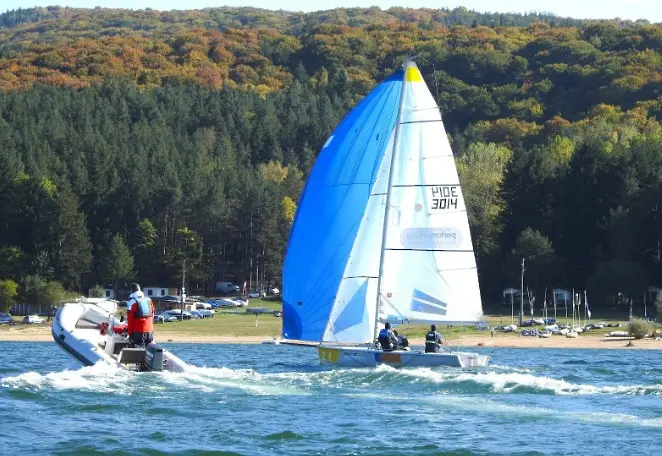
[380,250,482,324]
[322,131,394,343]
[322,277,379,342]
[378,62,483,325]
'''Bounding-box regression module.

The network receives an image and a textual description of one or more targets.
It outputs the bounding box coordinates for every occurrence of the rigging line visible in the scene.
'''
[391,183,461,187]
[400,119,442,125]
[373,60,410,343]
[418,54,442,104]
[409,106,441,113]
[386,248,474,252]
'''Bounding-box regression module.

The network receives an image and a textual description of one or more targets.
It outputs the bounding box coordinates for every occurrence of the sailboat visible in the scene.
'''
[282,60,489,368]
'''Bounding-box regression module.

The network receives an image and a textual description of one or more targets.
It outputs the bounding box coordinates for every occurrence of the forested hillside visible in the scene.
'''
[1,6,662,312]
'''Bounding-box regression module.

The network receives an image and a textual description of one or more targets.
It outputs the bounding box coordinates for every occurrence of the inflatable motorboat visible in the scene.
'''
[52,298,189,372]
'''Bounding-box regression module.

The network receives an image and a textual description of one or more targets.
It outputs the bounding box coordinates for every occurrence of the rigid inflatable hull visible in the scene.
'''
[52,301,189,372]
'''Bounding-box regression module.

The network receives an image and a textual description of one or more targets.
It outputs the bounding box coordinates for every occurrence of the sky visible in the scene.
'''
[2,0,661,23]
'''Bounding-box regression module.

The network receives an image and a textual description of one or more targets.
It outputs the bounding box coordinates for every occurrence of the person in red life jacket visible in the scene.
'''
[126,283,155,347]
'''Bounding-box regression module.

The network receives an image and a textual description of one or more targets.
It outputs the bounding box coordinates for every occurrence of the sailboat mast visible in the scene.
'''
[372,60,411,341]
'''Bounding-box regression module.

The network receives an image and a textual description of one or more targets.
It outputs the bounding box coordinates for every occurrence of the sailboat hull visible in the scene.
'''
[318,345,488,368]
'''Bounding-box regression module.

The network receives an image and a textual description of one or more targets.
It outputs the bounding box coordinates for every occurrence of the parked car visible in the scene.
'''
[197,309,215,318]
[231,298,248,308]
[216,282,240,294]
[164,309,194,320]
[217,298,241,308]
[247,290,264,298]
[158,313,179,322]
[0,312,13,324]
[154,314,166,323]
[269,287,280,296]
[23,315,45,324]
[188,310,202,319]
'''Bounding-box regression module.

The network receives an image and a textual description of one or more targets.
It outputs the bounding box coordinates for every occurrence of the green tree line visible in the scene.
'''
[1,6,662,314]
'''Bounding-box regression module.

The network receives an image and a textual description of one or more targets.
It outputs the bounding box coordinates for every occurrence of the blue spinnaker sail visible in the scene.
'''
[282,70,403,341]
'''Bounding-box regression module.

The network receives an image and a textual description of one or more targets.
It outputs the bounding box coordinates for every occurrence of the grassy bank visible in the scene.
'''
[2,295,656,342]
[156,313,281,338]
[154,297,283,338]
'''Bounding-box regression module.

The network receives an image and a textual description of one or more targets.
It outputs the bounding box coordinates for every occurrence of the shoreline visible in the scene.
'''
[2,327,661,349]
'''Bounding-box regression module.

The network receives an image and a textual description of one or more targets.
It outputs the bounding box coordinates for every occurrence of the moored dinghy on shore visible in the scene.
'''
[282,60,488,368]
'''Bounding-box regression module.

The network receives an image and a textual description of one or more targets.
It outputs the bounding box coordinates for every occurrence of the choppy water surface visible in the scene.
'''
[1,342,660,455]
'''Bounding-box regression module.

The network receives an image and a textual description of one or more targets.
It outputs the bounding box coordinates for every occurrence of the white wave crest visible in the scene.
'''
[0,362,132,393]
[159,366,310,396]
[386,367,662,395]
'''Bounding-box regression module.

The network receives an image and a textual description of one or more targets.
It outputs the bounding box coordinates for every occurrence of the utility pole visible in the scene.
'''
[181,259,186,319]
[520,258,525,326]
[510,290,514,325]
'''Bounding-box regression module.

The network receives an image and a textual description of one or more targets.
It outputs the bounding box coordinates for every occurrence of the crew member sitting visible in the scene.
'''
[393,330,409,350]
[377,322,399,351]
[425,324,443,353]
[126,283,155,348]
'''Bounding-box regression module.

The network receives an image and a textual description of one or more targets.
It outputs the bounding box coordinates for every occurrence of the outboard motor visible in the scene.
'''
[144,344,165,371]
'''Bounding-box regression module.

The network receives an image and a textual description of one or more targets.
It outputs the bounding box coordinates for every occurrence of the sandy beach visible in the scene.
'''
[2,324,661,349]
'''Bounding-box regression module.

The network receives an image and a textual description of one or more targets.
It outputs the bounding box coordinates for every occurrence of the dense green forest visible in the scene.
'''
[1,6,662,313]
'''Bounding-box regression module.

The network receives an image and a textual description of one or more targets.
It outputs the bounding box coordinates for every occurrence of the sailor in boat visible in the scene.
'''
[377,322,399,351]
[123,283,155,348]
[425,324,444,353]
[393,330,409,350]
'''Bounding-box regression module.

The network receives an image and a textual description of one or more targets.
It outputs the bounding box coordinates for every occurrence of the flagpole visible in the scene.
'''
[571,288,574,327]
[643,292,647,318]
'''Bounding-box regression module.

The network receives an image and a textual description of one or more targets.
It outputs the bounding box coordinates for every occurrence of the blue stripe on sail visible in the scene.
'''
[411,289,447,316]
[282,70,404,341]
[333,280,368,333]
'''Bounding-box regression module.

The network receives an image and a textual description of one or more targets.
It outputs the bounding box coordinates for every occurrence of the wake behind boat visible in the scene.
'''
[52,298,189,372]
[282,59,489,368]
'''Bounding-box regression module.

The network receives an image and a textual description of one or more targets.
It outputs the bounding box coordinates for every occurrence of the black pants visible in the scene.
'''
[425,344,440,353]
[130,332,153,348]
[397,336,409,348]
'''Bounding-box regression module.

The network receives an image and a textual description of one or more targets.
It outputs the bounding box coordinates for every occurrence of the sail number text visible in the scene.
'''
[430,186,459,210]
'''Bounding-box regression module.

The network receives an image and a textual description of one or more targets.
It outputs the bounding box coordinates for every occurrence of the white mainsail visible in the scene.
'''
[378,62,483,326]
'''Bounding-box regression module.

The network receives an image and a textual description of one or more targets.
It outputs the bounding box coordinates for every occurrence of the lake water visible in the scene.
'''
[1,342,660,455]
